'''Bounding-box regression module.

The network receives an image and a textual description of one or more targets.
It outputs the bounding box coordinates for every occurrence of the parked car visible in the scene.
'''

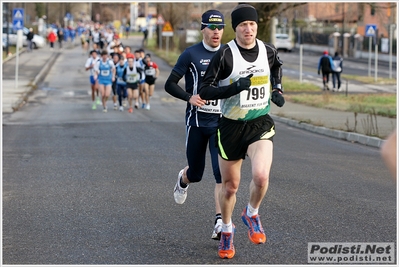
[2,26,46,49]
[2,35,7,49]
[275,33,293,52]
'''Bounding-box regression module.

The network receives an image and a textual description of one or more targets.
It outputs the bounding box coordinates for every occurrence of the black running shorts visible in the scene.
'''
[126,82,138,90]
[217,114,275,161]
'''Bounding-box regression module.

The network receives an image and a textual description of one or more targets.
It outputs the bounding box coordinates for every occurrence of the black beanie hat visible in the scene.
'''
[231,4,258,31]
[201,10,225,30]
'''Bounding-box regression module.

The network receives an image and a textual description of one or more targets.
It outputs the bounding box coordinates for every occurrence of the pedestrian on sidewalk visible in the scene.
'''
[199,4,285,259]
[164,9,225,241]
[57,28,64,49]
[141,26,148,47]
[332,51,343,91]
[317,50,334,90]
[47,30,57,50]
[27,28,34,52]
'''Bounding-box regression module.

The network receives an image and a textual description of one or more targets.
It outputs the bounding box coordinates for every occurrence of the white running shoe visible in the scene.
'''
[103,107,107,113]
[119,106,124,111]
[113,103,118,110]
[145,104,150,110]
[173,169,188,204]
[212,218,223,240]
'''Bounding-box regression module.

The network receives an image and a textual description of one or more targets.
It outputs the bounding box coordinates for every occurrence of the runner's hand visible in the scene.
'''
[271,89,285,107]
[235,74,253,93]
[189,94,206,107]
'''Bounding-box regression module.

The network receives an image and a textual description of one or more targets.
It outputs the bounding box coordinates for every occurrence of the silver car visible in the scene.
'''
[275,33,293,52]
[2,26,46,48]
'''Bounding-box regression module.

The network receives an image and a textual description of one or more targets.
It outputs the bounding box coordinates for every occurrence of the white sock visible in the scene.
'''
[221,220,233,233]
[247,203,258,217]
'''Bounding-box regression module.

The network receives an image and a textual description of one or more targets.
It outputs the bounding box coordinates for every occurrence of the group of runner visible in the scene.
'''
[84,24,159,113]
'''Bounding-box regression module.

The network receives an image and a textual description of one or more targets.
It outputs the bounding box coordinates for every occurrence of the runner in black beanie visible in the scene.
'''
[231,4,258,31]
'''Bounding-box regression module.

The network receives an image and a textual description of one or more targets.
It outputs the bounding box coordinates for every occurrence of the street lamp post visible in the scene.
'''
[4,2,10,55]
[341,2,345,55]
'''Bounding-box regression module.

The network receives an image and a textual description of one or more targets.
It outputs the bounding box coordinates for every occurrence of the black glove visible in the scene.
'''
[234,74,253,94]
[318,70,320,75]
[271,90,285,107]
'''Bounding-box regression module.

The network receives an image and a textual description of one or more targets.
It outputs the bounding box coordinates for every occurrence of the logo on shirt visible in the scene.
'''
[200,58,211,66]
[239,65,264,75]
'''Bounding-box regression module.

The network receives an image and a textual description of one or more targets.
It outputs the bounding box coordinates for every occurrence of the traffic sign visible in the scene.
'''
[13,8,24,31]
[157,14,165,25]
[162,21,173,32]
[365,24,377,37]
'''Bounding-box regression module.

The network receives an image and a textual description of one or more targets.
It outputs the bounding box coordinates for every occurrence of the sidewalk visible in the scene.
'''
[2,38,396,147]
[2,47,60,113]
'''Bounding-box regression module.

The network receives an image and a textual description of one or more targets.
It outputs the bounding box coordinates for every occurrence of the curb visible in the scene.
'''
[11,51,61,112]
[271,115,384,148]
[2,48,26,64]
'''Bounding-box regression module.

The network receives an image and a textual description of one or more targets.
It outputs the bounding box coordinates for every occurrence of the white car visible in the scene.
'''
[275,33,293,52]
[2,26,46,48]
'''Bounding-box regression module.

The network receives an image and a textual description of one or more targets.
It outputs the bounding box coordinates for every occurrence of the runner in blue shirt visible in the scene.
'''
[165,10,225,240]
[94,50,116,112]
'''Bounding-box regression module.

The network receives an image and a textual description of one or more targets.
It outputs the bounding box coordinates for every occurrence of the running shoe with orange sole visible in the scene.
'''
[218,224,236,259]
[241,206,266,244]
[128,107,133,113]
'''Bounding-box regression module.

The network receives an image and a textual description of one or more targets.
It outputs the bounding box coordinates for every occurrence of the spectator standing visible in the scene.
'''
[332,52,343,91]
[47,30,57,50]
[125,23,130,38]
[26,28,34,52]
[142,26,148,47]
[57,28,64,49]
[317,50,334,90]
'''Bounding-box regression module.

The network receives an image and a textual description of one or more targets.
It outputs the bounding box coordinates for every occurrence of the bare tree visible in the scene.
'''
[253,2,306,41]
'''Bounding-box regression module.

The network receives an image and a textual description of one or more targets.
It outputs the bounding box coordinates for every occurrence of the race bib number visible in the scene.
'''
[127,74,138,83]
[198,99,221,114]
[117,77,124,83]
[101,70,110,76]
[145,68,156,76]
[239,75,270,109]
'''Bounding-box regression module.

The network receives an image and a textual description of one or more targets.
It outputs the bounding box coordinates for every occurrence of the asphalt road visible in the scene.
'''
[2,37,396,264]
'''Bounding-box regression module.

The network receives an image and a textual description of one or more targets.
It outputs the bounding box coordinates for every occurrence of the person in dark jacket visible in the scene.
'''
[57,28,64,49]
[27,28,34,52]
[317,50,334,90]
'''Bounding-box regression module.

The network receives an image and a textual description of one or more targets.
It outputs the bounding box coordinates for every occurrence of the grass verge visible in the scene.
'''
[285,92,396,118]
[2,46,17,60]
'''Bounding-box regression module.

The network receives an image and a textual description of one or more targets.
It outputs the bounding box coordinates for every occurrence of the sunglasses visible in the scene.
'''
[202,23,225,31]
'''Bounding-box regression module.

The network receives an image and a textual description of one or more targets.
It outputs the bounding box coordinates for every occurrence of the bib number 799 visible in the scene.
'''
[245,86,266,100]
